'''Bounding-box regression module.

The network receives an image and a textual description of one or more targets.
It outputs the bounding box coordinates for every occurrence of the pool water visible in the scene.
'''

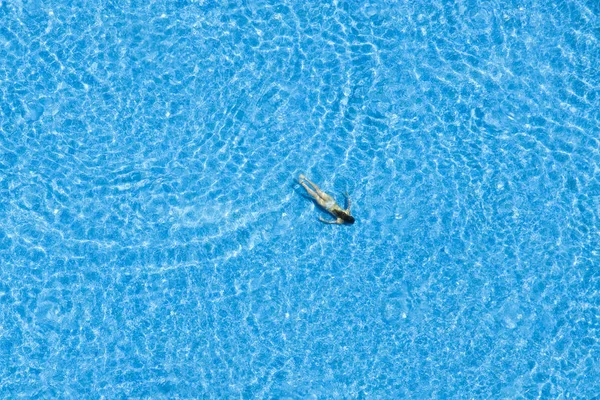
[1,0,599,398]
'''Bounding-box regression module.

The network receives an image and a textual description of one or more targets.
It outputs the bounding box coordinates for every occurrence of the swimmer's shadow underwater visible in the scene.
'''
[295,174,355,225]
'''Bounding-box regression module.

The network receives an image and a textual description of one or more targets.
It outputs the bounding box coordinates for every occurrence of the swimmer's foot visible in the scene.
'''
[299,174,306,181]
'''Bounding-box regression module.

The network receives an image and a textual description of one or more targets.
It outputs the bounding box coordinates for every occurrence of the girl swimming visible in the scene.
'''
[298,174,355,224]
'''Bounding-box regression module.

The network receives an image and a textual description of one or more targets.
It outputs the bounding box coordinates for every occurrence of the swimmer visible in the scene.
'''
[298,174,355,224]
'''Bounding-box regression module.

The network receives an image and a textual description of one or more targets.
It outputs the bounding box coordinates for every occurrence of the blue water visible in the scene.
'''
[1,0,599,398]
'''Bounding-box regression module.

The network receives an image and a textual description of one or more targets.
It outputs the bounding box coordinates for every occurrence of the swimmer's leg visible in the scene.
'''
[299,179,328,208]
[299,175,334,202]
[299,180,319,201]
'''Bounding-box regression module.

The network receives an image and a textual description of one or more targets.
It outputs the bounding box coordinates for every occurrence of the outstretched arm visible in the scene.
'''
[344,192,351,212]
[319,217,344,224]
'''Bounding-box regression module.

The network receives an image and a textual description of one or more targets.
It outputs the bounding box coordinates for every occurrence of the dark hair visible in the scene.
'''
[334,210,355,224]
